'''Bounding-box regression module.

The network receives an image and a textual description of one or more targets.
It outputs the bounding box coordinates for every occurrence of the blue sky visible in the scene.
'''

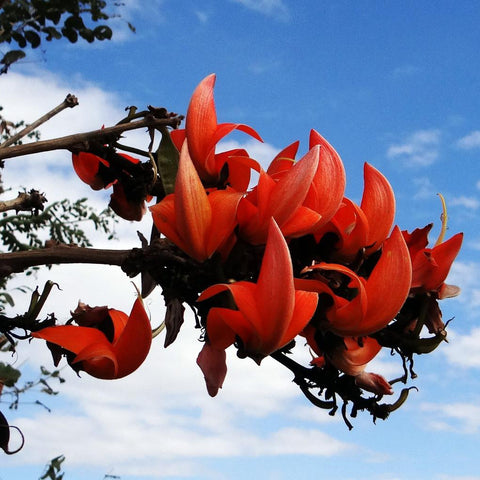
[1,1,480,479]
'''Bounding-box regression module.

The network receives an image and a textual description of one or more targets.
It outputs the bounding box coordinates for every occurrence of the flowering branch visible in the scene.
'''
[0,113,184,161]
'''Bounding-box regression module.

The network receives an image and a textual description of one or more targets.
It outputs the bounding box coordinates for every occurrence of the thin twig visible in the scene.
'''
[0,94,79,149]
[0,115,184,161]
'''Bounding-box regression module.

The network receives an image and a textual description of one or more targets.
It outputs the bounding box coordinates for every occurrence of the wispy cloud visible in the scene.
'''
[194,10,210,24]
[444,328,480,369]
[447,261,480,313]
[391,64,421,78]
[420,401,480,434]
[413,176,436,199]
[457,130,480,150]
[231,0,290,21]
[387,129,441,167]
[449,195,480,210]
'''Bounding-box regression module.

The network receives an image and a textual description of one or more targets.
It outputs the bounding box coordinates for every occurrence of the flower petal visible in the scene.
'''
[196,343,227,397]
[361,163,395,252]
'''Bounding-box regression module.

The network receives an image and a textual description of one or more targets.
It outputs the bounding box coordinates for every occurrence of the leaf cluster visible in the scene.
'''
[0,197,117,253]
[0,0,122,73]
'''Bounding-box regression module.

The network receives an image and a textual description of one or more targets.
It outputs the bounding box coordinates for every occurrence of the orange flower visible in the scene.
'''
[198,219,318,363]
[298,226,412,337]
[237,146,324,244]
[403,225,463,298]
[150,141,242,262]
[170,74,262,190]
[72,150,151,221]
[314,163,395,260]
[303,329,392,395]
[31,297,151,380]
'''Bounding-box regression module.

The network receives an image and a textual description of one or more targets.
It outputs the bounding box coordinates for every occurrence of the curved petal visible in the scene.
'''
[207,307,261,352]
[412,232,463,291]
[403,224,433,257]
[196,343,227,397]
[306,130,346,227]
[266,141,299,177]
[266,146,320,226]
[327,337,382,375]
[280,205,323,238]
[358,226,412,336]
[175,141,212,261]
[32,325,110,354]
[186,73,218,172]
[112,296,152,378]
[256,219,296,345]
[279,289,318,347]
[150,194,190,255]
[72,342,118,379]
[72,152,109,190]
[361,163,395,252]
[205,189,242,256]
[169,128,186,152]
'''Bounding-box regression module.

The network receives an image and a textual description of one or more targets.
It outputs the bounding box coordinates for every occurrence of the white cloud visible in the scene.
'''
[443,328,480,369]
[457,131,480,150]
[449,195,480,210]
[420,401,480,434]
[413,176,436,199]
[387,129,441,167]
[230,0,290,21]
[448,261,480,312]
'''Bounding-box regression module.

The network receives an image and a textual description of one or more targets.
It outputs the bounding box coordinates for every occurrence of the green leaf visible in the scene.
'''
[0,363,21,387]
[93,25,112,40]
[24,30,41,48]
[156,129,180,195]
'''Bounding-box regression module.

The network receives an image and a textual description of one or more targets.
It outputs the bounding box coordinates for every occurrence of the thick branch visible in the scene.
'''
[0,245,130,276]
[0,116,183,160]
[0,189,47,214]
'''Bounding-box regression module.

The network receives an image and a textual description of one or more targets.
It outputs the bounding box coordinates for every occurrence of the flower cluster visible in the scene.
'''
[150,75,463,407]
[34,74,463,424]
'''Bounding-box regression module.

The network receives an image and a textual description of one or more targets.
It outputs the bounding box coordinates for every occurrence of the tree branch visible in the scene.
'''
[0,94,79,149]
[0,189,47,214]
[0,245,130,277]
[0,115,184,160]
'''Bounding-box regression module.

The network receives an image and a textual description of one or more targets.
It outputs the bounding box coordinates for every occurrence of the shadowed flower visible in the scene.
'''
[403,224,463,298]
[170,74,262,190]
[72,150,151,221]
[31,296,152,380]
[298,226,412,337]
[198,218,318,372]
[150,141,243,262]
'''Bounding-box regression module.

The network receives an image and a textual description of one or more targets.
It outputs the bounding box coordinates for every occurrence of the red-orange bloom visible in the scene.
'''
[261,131,347,235]
[150,141,242,262]
[303,329,392,395]
[198,219,318,364]
[31,297,152,380]
[72,150,150,221]
[315,163,395,260]
[298,226,412,337]
[237,146,324,244]
[170,74,262,190]
[403,224,463,297]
